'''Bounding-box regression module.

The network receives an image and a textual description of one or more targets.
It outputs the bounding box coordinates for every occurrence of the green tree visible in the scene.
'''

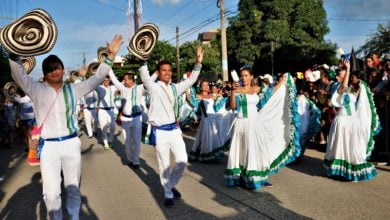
[358,22,390,56]
[180,39,222,76]
[227,0,336,75]
[124,40,176,78]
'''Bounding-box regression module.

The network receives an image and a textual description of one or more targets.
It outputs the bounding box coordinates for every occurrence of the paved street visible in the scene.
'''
[1,128,390,219]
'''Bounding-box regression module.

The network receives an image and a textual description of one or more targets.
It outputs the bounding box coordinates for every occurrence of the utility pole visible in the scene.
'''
[134,0,140,32]
[218,0,228,81]
[176,26,180,82]
[78,52,88,66]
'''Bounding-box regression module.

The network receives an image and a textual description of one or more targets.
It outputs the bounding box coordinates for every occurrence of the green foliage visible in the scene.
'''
[179,39,222,76]
[358,22,390,56]
[123,39,222,81]
[124,40,176,77]
[227,0,336,75]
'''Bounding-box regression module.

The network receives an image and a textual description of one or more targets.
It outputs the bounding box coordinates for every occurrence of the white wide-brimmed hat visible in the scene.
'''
[21,56,36,75]
[259,73,274,84]
[97,47,108,63]
[0,9,57,56]
[3,81,18,100]
[128,23,159,61]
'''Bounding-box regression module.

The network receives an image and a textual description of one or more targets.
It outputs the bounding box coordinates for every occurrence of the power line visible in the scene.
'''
[89,0,127,12]
[168,10,237,44]
[328,18,390,22]
[161,1,216,38]
[158,0,193,26]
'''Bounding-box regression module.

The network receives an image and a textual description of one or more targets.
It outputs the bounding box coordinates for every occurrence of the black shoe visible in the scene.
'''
[262,182,273,188]
[164,198,174,208]
[128,162,140,169]
[171,188,181,199]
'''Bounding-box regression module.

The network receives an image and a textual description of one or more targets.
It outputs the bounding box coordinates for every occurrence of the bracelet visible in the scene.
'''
[194,64,202,71]
[104,57,114,66]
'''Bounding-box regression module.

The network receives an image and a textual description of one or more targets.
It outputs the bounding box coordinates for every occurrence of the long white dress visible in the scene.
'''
[298,95,321,156]
[215,96,234,148]
[324,81,381,181]
[224,75,301,190]
[189,97,225,161]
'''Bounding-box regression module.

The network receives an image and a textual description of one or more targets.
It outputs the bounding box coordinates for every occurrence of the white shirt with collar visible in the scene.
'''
[97,84,117,109]
[108,70,157,116]
[139,64,201,126]
[10,59,112,139]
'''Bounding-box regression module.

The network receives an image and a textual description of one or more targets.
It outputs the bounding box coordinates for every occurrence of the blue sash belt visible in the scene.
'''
[100,107,114,110]
[149,122,179,146]
[37,132,78,159]
[122,112,142,118]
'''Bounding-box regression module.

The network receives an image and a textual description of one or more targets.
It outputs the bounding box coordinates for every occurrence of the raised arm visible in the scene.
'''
[74,35,123,99]
[140,64,158,92]
[176,47,204,95]
[337,60,350,94]
[108,69,125,92]
[9,59,39,98]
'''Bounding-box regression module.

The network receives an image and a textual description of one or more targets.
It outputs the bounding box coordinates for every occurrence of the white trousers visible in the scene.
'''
[155,128,187,199]
[98,109,116,146]
[84,109,97,137]
[40,137,81,220]
[121,115,142,164]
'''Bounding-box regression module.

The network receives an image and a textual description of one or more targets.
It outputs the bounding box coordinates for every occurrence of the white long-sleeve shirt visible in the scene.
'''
[96,85,117,108]
[84,89,104,109]
[10,59,112,138]
[13,95,35,120]
[140,64,201,126]
[108,70,157,116]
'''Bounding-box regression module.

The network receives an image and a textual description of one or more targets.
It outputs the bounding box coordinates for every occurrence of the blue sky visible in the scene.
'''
[0,0,389,78]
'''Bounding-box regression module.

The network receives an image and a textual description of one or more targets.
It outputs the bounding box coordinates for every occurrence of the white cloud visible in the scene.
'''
[324,0,390,19]
[152,0,183,6]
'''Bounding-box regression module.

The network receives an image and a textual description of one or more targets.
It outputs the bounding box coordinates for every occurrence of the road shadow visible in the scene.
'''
[287,154,327,177]
[109,130,219,219]
[0,140,28,204]
[0,172,98,220]
[183,136,311,219]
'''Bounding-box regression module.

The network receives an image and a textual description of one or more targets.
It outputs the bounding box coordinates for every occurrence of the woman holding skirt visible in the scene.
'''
[224,68,301,190]
[189,81,225,161]
[324,60,381,181]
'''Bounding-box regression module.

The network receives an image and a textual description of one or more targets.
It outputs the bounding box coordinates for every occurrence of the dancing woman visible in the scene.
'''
[224,68,301,190]
[324,60,381,181]
[189,81,226,162]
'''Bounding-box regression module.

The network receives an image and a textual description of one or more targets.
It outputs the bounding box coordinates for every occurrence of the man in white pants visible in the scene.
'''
[97,75,117,149]
[140,47,203,207]
[84,87,103,138]
[83,67,104,138]
[9,35,123,220]
[108,70,156,168]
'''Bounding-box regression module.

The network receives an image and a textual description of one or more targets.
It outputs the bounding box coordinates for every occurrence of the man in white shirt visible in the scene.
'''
[9,35,123,220]
[97,75,118,150]
[13,90,39,166]
[140,47,203,207]
[108,70,156,168]
[83,70,104,138]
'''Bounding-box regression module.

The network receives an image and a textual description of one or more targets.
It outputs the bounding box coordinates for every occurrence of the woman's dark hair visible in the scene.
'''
[240,67,253,76]
[42,55,64,75]
[350,71,361,79]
